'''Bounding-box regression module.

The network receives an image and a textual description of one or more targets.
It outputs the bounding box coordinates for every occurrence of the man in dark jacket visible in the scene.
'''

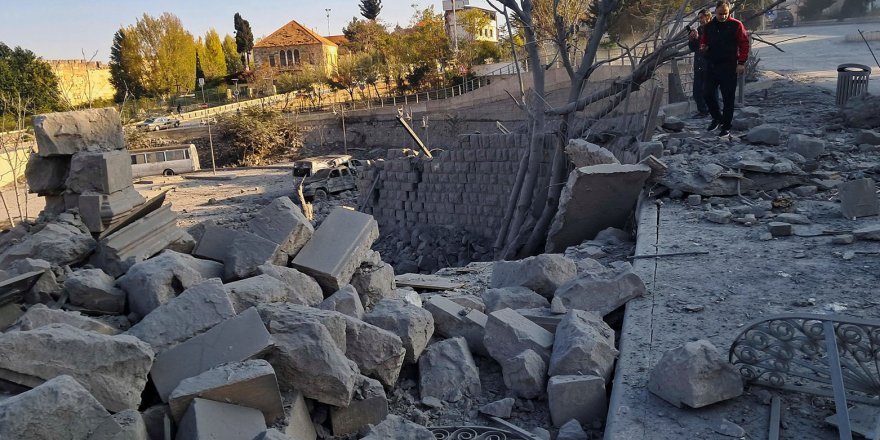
[700,0,750,136]
[688,9,712,117]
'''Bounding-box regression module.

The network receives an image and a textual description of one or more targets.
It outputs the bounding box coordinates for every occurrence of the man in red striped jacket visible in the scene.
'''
[700,0,750,137]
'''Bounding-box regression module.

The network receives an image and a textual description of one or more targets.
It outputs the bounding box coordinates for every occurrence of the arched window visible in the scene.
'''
[269,55,276,67]
[293,49,300,64]
[280,51,287,66]
[288,50,294,65]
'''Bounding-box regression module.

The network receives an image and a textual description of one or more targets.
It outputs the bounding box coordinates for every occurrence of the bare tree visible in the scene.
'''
[0,92,36,228]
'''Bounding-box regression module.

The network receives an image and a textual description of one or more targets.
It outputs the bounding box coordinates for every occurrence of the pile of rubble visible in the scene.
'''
[0,108,658,440]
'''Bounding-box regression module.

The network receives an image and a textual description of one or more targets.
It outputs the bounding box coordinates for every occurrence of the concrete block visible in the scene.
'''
[118,250,224,320]
[91,205,186,278]
[364,298,434,364]
[330,375,389,436]
[65,150,133,194]
[150,307,272,401]
[786,134,826,160]
[176,398,266,440]
[484,308,555,365]
[361,414,435,440]
[192,224,234,262]
[291,207,379,293]
[350,261,396,307]
[565,139,619,168]
[25,154,69,194]
[419,337,481,403]
[648,340,743,408]
[126,278,234,354]
[423,296,488,356]
[258,303,347,350]
[839,178,879,218]
[0,324,154,412]
[341,314,405,387]
[33,108,124,156]
[169,359,283,424]
[482,286,550,313]
[547,375,607,427]
[224,230,280,280]
[549,310,618,381]
[0,375,115,440]
[319,284,365,319]
[247,196,314,263]
[546,164,651,253]
[490,254,577,298]
[225,274,290,312]
[768,222,793,237]
[76,187,146,233]
[64,268,125,313]
[554,270,647,317]
[257,264,323,306]
[11,303,119,334]
[502,349,547,399]
[282,391,317,440]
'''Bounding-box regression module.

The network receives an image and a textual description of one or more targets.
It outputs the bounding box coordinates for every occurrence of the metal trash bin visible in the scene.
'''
[836,63,871,106]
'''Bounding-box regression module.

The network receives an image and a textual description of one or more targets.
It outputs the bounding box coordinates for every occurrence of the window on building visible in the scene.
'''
[294,49,300,64]
[287,50,293,65]
[280,51,287,66]
[269,55,276,67]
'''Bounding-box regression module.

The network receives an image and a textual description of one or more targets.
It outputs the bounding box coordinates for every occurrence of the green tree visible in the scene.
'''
[234,13,254,70]
[132,13,197,97]
[109,27,145,102]
[342,17,390,53]
[328,53,364,99]
[203,29,227,79]
[0,43,60,115]
[360,0,383,20]
[223,34,243,75]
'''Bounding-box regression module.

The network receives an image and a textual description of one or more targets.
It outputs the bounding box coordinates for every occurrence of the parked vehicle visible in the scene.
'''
[301,165,357,200]
[771,9,794,28]
[130,144,200,178]
[136,116,181,131]
[292,154,352,178]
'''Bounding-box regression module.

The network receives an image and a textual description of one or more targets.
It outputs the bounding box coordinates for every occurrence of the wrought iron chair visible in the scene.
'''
[729,313,880,440]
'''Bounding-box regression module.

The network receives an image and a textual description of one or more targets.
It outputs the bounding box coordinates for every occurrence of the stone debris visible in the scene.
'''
[10,303,119,334]
[838,178,880,219]
[319,284,366,319]
[330,375,389,435]
[255,428,294,440]
[0,219,96,267]
[502,349,548,399]
[481,286,550,313]
[745,124,781,145]
[63,268,125,313]
[168,359,283,424]
[423,296,488,356]
[256,263,323,306]
[490,254,577,298]
[176,398,267,440]
[548,375,607,427]
[364,297,434,364]
[854,225,880,240]
[419,337,481,403]
[549,310,618,381]
[768,221,793,237]
[648,340,743,408]
[485,308,555,365]
[0,323,154,412]
[553,265,647,317]
[557,419,589,440]
[786,134,826,160]
[90,204,186,277]
[565,139,620,167]
[225,274,290,312]
[0,375,117,440]
[282,391,318,440]
[32,108,124,156]
[246,196,314,263]
[88,409,150,440]
[360,414,434,440]
[350,256,396,307]
[479,397,516,418]
[340,314,405,386]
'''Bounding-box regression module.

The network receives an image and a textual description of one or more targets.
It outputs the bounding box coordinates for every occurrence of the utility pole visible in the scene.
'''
[325,9,331,35]
[451,0,459,55]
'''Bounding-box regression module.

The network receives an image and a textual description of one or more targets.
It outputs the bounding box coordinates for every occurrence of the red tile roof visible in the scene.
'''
[254,19,337,48]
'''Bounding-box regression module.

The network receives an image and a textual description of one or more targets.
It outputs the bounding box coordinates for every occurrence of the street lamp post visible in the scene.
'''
[325,9,331,35]
[334,104,347,155]
[198,77,217,175]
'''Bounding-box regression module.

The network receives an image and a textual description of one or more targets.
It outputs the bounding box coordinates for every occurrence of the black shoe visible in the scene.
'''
[707,120,721,131]
[690,112,709,119]
[719,128,730,137]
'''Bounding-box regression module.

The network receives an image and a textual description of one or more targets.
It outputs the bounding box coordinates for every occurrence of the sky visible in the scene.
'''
[0,0,496,62]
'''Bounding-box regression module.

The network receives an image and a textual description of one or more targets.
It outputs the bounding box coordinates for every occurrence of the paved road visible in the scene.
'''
[755,22,880,94]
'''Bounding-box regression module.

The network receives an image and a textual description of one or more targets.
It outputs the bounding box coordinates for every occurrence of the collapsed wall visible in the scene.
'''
[358,133,557,271]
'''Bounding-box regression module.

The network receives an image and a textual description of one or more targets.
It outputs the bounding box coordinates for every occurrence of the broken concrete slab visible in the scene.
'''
[0,221,96,268]
[0,375,115,440]
[546,164,652,253]
[91,204,186,278]
[340,314,405,387]
[176,398,267,440]
[224,230,280,280]
[247,196,314,263]
[554,269,647,317]
[484,308,555,365]
[419,337,481,403]
[192,224,235,262]
[126,278,235,353]
[786,134,826,160]
[480,397,515,418]
[547,375,607,427]
[291,207,379,293]
[282,391,317,440]
[65,150,133,194]
[351,261,396,307]
[11,303,119,334]
[482,286,550,313]
[490,254,577,298]
[319,284,365,319]
[258,303,348,351]
[360,414,434,440]
[256,264,323,306]
[839,178,879,219]
[517,307,565,333]
[169,359,283,424]
[502,349,547,399]
[330,375,389,436]
[647,339,743,408]
[64,268,125,313]
[364,297,434,364]
[565,139,620,167]
[423,296,488,357]
[32,108,124,156]
[0,323,154,412]
[75,187,147,234]
[25,154,69,195]
[745,124,781,145]
[225,274,290,312]
[117,250,224,320]
[549,310,618,381]
[150,307,272,401]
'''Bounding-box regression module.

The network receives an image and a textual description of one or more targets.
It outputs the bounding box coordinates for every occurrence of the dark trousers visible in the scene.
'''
[704,62,737,128]
[692,66,708,113]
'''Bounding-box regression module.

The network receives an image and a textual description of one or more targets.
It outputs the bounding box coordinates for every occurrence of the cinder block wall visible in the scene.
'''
[358,133,557,244]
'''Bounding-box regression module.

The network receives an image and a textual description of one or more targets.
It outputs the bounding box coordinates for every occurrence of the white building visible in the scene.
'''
[442,0,499,43]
